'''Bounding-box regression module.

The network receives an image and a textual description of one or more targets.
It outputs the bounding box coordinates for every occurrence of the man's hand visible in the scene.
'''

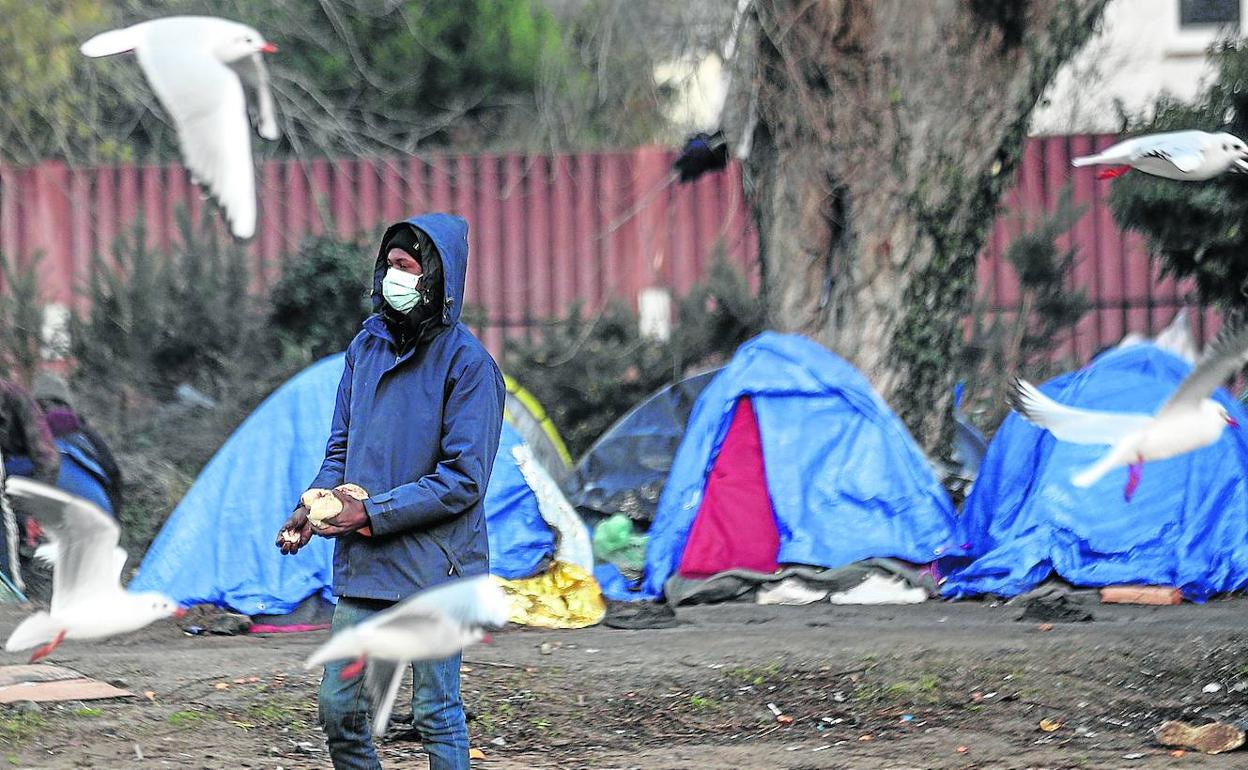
[313,489,371,537]
[275,505,313,555]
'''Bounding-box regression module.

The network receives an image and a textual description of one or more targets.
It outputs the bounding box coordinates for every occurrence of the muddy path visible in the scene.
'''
[0,598,1246,769]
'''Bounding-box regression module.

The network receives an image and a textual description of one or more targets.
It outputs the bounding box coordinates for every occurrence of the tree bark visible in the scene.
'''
[742,0,1109,453]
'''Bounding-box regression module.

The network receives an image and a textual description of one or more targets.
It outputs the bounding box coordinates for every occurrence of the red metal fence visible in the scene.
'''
[0,136,1216,361]
[0,148,756,356]
[980,134,1218,362]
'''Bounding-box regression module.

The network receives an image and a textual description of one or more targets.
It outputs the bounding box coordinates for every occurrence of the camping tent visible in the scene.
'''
[504,375,573,483]
[639,333,962,600]
[5,439,115,516]
[131,354,593,620]
[566,369,720,524]
[942,343,1248,601]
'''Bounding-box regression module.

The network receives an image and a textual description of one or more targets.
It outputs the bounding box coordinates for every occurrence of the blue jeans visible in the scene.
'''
[318,596,470,770]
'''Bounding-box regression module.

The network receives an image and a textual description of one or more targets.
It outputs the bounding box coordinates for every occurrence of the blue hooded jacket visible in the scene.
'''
[307,213,505,601]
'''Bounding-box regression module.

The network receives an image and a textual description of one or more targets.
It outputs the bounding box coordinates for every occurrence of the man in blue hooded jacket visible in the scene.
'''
[276,213,504,770]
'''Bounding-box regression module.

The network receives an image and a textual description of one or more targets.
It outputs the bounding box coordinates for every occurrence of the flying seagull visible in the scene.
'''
[1071,130,1248,181]
[81,16,280,239]
[1009,325,1248,500]
[304,575,512,736]
[3,477,183,662]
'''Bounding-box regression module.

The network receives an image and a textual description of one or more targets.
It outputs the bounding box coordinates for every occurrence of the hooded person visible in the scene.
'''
[0,376,60,591]
[275,213,505,770]
[31,373,123,516]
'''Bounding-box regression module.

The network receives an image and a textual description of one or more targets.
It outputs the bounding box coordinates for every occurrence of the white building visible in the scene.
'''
[1032,0,1245,134]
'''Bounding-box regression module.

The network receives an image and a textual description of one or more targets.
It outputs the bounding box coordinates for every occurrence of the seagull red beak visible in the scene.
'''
[173,607,188,618]
[259,42,278,54]
[1228,416,1240,429]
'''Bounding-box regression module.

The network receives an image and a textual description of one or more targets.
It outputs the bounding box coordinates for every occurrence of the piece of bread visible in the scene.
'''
[302,484,372,535]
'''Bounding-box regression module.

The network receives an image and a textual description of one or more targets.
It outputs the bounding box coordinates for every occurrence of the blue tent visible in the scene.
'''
[566,368,719,523]
[131,354,561,615]
[5,439,114,516]
[641,333,962,599]
[942,344,1248,601]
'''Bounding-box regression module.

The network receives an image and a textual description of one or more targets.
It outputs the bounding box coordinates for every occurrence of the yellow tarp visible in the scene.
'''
[494,561,605,629]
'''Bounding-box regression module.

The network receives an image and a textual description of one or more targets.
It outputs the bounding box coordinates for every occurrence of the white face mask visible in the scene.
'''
[381,268,426,314]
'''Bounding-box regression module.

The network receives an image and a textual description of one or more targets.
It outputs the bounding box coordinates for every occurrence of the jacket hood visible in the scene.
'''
[372,213,468,326]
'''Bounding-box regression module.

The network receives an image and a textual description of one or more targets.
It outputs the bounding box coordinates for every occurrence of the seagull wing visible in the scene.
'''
[80,23,145,58]
[136,39,257,238]
[227,52,280,141]
[4,478,122,612]
[1157,324,1248,415]
[355,606,450,736]
[364,659,406,737]
[1132,131,1207,173]
[1009,379,1153,445]
[403,575,513,629]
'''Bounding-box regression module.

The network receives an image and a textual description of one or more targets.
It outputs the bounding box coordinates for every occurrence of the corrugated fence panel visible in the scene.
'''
[0,138,1221,362]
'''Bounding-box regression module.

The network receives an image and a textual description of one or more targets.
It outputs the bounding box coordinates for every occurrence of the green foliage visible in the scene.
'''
[961,187,1090,431]
[0,712,45,745]
[67,214,297,560]
[505,300,667,456]
[71,213,263,405]
[75,0,670,157]
[670,258,767,366]
[167,710,211,727]
[0,252,47,385]
[0,1,132,164]
[505,258,764,457]
[1107,41,1248,313]
[269,234,374,359]
[1001,187,1090,355]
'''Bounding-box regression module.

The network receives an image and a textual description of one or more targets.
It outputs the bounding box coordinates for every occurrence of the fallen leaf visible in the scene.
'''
[1170,750,1186,758]
[970,691,984,703]
[858,734,873,742]
[214,683,230,690]
[460,666,473,673]
[143,691,156,702]
[1038,623,1054,632]
[469,748,486,760]
[1039,718,1063,732]
[956,746,968,754]
[777,715,794,725]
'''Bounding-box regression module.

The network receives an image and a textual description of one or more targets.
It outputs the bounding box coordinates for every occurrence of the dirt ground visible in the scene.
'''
[0,596,1247,769]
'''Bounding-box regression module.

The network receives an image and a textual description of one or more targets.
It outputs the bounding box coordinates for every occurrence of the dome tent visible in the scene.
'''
[943,343,1248,601]
[639,333,963,601]
[131,354,596,625]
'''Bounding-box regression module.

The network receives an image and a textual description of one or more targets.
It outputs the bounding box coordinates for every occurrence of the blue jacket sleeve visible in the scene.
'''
[362,356,504,536]
[307,350,354,495]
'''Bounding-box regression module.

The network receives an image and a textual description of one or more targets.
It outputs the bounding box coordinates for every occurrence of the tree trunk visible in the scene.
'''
[742,0,1109,453]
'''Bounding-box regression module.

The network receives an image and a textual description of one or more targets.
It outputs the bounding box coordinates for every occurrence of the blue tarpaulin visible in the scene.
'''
[641,332,962,599]
[131,355,555,615]
[567,369,719,523]
[942,344,1248,601]
[6,440,114,516]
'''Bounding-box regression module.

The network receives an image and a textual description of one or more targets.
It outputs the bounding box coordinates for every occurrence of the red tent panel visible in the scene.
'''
[678,397,780,578]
